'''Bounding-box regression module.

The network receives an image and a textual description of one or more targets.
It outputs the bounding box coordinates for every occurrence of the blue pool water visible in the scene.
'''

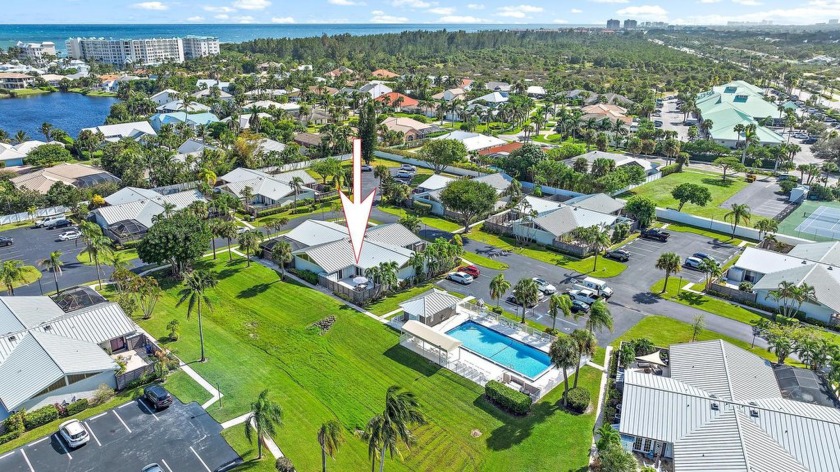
[446,321,552,379]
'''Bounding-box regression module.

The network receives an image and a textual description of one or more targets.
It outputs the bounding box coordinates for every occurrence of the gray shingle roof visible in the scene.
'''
[399,289,461,318]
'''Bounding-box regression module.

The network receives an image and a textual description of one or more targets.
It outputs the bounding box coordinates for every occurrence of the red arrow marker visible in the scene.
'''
[340,139,376,263]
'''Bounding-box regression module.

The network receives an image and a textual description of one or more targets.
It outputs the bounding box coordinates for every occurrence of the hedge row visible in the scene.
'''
[23,405,59,430]
[485,380,531,415]
[659,164,680,177]
[0,398,91,445]
[0,412,24,445]
[565,387,590,414]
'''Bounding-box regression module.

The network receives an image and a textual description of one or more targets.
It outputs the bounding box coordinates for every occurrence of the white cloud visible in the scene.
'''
[271,16,295,23]
[131,2,168,10]
[673,5,840,25]
[698,0,721,3]
[235,15,255,22]
[203,5,236,12]
[429,7,455,14]
[438,15,488,22]
[553,18,568,23]
[733,0,762,4]
[307,18,351,23]
[467,3,485,9]
[232,0,271,10]
[616,5,668,21]
[187,16,205,21]
[590,0,628,3]
[570,8,583,13]
[328,0,361,5]
[496,4,543,18]
[214,13,230,19]
[371,11,408,22]
[391,0,432,7]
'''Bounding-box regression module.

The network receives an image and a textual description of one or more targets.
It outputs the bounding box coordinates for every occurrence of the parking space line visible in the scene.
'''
[190,446,212,472]
[118,401,134,408]
[83,422,101,447]
[113,410,132,433]
[0,451,14,460]
[53,434,72,459]
[138,399,160,420]
[161,459,174,472]
[89,412,108,420]
[29,436,49,446]
[20,449,34,472]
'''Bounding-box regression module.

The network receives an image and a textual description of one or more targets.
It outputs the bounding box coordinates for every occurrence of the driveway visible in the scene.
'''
[719,179,793,219]
[658,98,690,141]
[0,398,239,472]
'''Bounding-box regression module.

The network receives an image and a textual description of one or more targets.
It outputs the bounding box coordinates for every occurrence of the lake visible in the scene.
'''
[0,93,117,140]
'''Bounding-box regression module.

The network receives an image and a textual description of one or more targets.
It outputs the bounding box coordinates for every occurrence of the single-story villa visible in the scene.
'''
[243,100,300,114]
[11,163,120,194]
[371,68,399,79]
[92,189,205,242]
[150,89,178,106]
[0,296,138,419]
[380,117,437,141]
[563,192,626,215]
[375,92,420,112]
[82,121,156,143]
[431,88,466,102]
[526,85,546,98]
[191,87,233,102]
[156,100,211,113]
[432,131,507,153]
[196,79,230,92]
[468,92,509,107]
[399,289,462,327]
[618,339,840,471]
[725,243,840,325]
[485,81,511,93]
[149,112,219,132]
[565,150,658,176]
[580,103,632,125]
[414,173,511,217]
[513,204,629,247]
[0,140,64,167]
[217,168,316,213]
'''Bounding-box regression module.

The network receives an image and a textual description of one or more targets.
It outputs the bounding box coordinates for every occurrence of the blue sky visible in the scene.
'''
[3,0,836,25]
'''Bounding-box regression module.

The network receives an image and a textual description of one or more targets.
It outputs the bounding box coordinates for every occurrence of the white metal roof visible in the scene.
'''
[82,121,156,139]
[788,241,840,266]
[472,173,511,193]
[104,187,161,206]
[0,334,63,411]
[282,220,348,248]
[366,223,422,248]
[565,193,626,215]
[399,289,461,319]
[94,190,205,228]
[401,320,462,352]
[0,297,66,335]
[32,330,116,375]
[733,247,808,276]
[531,206,619,238]
[298,238,413,274]
[416,174,455,192]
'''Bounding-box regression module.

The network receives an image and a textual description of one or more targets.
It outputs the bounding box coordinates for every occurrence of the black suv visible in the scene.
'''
[143,385,173,410]
[641,228,670,242]
[605,249,630,262]
[0,236,13,247]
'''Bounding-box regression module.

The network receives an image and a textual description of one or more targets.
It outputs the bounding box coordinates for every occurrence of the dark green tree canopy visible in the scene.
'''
[137,212,212,276]
[671,182,712,211]
[24,144,72,167]
[439,179,497,232]
[624,195,656,228]
[418,139,467,173]
[497,143,545,181]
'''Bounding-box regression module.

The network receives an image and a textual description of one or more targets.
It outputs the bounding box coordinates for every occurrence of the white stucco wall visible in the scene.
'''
[752,289,835,323]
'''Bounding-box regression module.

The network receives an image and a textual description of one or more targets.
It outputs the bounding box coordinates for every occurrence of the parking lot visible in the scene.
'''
[0,399,239,472]
[719,179,793,219]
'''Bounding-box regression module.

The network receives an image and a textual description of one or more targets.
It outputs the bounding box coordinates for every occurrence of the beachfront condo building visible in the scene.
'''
[65,36,219,66]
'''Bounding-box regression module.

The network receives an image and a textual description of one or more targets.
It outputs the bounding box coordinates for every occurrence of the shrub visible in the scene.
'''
[3,411,25,434]
[485,380,531,415]
[64,398,89,416]
[738,281,753,292]
[292,269,319,285]
[255,206,289,218]
[565,387,590,413]
[412,201,432,215]
[23,405,59,430]
[275,457,296,472]
[659,164,680,176]
[778,180,797,195]
[92,384,115,406]
[0,429,22,445]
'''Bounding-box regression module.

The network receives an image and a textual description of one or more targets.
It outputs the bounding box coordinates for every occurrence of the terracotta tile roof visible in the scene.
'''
[375,92,419,107]
[477,142,523,156]
[371,69,399,79]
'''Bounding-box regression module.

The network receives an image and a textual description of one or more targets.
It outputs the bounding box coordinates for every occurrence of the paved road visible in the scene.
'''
[0,399,239,472]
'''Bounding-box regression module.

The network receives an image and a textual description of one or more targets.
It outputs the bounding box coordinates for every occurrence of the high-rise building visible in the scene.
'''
[624,19,638,29]
[830,19,839,24]
[606,19,621,29]
[64,36,219,66]
[182,36,220,59]
[15,41,57,61]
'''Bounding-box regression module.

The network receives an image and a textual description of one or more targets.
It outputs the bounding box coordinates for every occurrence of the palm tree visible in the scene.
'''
[218,220,239,261]
[547,293,572,332]
[0,260,25,295]
[241,185,255,213]
[724,203,751,238]
[698,258,722,292]
[40,122,53,142]
[176,270,218,362]
[290,176,305,207]
[595,423,620,451]
[81,234,113,289]
[549,336,578,405]
[570,329,596,388]
[754,218,778,242]
[270,241,293,280]
[39,251,63,294]
[197,167,217,187]
[245,389,283,460]
[13,130,29,145]
[238,229,264,267]
[363,385,426,472]
[512,278,540,324]
[586,300,613,334]
[586,225,611,271]
[655,252,682,293]
[733,123,745,149]
[318,420,344,472]
[489,273,511,308]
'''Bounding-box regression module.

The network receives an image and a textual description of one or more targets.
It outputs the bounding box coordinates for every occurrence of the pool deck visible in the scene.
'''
[392,307,582,399]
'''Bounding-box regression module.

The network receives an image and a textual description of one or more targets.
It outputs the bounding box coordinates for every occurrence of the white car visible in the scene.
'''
[395,170,414,180]
[532,277,557,294]
[58,419,89,448]
[399,164,417,172]
[684,256,704,270]
[567,289,599,305]
[34,215,64,228]
[447,272,474,285]
[58,229,82,241]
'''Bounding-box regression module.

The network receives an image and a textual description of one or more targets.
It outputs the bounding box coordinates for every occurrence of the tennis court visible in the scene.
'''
[778,199,840,242]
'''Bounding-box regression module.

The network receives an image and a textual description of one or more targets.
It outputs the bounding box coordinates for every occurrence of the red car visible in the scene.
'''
[458,265,480,277]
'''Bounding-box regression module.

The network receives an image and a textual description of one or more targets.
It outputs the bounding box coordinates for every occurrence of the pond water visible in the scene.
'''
[0,92,118,140]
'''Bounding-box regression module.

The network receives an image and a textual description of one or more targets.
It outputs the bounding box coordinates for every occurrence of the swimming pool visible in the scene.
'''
[446,321,552,380]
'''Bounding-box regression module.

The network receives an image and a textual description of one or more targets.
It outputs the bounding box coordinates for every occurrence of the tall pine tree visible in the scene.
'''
[359,100,377,164]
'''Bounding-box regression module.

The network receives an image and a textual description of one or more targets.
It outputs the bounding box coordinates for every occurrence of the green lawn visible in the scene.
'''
[377,205,464,233]
[661,222,750,245]
[621,170,749,220]
[610,315,785,365]
[0,220,33,232]
[126,257,599,471]
[222,424,276,471]
[650,277,767,325]
[462,251,509,270]
[592,347,607,367]
[164,370,213,405]
[466,226,626,278]
[76,248,139,266]
[5,265,42,291]
[366,280,464,316]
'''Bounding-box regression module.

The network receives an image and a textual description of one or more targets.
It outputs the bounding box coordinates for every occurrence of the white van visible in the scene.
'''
[579,277,613,298]
[34,215,64,228]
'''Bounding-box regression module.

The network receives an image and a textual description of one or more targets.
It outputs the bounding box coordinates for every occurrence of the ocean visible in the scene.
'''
[0,23,576,52]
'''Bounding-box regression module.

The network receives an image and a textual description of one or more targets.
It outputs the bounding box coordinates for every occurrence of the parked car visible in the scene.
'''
[571,300,590,314]
[458,265,480,278]
[58,229,82,241]
[399,164,417,172]
[44,218,72,229]
[654,120,663,128]
[577,276,613,298]
[447,272,474,285]
[684,256,704,270]
[640,228,670,242]
[58,419,89,448]
[143,385,173,410]
[532,277,557,294]
[360,164,373,172]
[142,465,164,472]
[792,132,809,139]
[0,236,12,247]
[692,252,716,263]
[605,249,630,262]
[395,170,414,180]
[802,137,818,144]
[567,289,599,305]
[34,215,64,228]
[505,294,540,309]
